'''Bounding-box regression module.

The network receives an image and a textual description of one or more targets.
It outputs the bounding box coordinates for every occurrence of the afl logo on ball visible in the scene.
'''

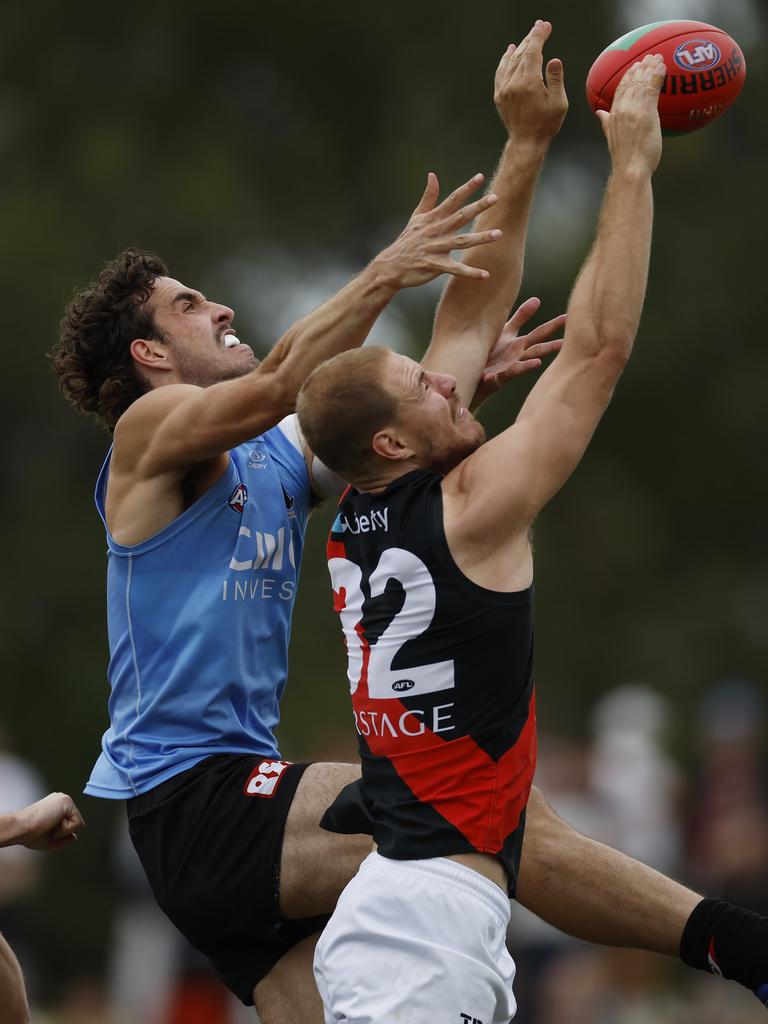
[674,40,721,71]
[228,483,248,514]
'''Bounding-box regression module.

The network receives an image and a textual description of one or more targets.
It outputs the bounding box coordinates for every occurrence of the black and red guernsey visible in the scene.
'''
[322,469,537,895]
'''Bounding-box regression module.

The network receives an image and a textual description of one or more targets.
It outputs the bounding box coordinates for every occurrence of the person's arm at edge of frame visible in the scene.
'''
[421,19,567,405]
[0,793,85,851]
[0,795,85,1024]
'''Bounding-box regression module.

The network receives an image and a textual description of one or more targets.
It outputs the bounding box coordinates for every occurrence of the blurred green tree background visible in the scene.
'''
[0,0,765,1001]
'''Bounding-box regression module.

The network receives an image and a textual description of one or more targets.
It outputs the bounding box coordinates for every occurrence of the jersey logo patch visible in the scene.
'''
[248,448,267,470]
[243,760,291,798]
[228,483,248,514]
[282,484,296,518]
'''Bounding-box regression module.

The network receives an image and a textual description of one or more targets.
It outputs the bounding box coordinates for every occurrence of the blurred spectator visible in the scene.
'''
[589,684,682,874]
[686,679,768,915]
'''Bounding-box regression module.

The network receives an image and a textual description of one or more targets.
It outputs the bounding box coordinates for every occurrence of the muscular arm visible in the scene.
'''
[422,20,567,404]
[447,57,665,547]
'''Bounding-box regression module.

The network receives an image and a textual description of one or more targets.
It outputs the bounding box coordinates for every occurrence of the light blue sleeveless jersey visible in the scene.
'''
[86,424,311,799]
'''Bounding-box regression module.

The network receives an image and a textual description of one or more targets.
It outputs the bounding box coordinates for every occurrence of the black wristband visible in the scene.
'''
[681,897,768,1005]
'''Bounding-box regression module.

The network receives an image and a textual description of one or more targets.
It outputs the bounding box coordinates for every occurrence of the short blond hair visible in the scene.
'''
[297,347,396,483]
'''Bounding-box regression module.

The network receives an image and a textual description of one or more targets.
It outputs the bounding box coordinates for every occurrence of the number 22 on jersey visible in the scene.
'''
[329,548,455,700]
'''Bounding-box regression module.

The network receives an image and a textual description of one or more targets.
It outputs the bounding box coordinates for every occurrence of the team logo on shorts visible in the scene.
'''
[673,40,721,71]
[244,759,292,797]
[228,483,248,514]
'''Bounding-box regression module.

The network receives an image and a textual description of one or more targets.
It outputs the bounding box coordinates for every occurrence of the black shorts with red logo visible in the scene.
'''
[126,754,329,1005]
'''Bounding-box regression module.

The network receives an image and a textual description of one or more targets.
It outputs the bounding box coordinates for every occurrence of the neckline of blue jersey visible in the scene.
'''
[95,448,239,557]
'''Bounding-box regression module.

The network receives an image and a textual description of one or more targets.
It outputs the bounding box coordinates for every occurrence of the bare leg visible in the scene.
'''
[252,763,371,1024]
[517,785,702,955]
[279,762,371,918]
[253,932,323,1024]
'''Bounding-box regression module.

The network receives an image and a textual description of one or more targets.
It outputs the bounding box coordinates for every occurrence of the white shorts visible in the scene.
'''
[314,852,516,1024]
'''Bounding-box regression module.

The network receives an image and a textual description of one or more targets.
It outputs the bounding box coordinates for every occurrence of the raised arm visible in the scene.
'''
[421,19,567,404]
[452,55,665,537]
[119,173,500,474]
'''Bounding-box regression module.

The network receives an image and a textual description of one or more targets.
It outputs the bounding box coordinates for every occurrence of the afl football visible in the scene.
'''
[587,21,746,133]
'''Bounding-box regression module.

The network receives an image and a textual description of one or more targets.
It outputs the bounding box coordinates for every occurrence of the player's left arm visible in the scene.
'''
[420,19,568,405]
[0,793,85,851]
[448,57,664,542]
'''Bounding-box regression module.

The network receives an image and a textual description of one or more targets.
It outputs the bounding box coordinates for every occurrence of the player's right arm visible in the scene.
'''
[115,174,500,477]
[448,56,665,550]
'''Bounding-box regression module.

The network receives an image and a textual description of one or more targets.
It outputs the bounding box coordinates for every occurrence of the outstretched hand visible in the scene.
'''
[3,793,86,851]
[597,54,665,175]
[471,297,565,408]
[372,172,503,289]
[494,20,568,146]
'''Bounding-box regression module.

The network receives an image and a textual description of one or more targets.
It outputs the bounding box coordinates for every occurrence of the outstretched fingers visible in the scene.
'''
[521,338,564,362]
[452,228,502,251]
[521,312,568,346]
[545,57,566,100]
[435,172,488,216]
[443,260,491,281]
[520,19,552,76]
[447,191,499,230]
[505,297,543,333]
[612,53,666,111]
[413,171,441,214]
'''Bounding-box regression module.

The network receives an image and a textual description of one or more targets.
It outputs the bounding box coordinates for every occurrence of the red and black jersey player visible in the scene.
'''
[325,473,537,891]
[298,53,768,1024]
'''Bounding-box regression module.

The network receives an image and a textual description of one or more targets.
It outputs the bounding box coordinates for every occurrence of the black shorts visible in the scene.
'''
[126,754,329,1005]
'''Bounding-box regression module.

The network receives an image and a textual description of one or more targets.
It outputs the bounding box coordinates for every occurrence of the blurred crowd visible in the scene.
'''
[509,679,768,1024]
[2,678,766,1023]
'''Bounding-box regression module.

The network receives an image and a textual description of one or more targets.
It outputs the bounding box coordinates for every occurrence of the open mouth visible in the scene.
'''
[224,333,242,349]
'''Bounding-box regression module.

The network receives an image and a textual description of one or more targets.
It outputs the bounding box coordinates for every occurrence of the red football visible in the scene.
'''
[587,21,746,133]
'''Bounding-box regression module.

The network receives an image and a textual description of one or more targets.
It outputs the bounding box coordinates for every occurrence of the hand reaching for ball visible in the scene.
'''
[597,55,665,176]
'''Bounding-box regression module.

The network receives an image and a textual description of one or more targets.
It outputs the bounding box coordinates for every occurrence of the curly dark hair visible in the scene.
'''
[51,248,169,432]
